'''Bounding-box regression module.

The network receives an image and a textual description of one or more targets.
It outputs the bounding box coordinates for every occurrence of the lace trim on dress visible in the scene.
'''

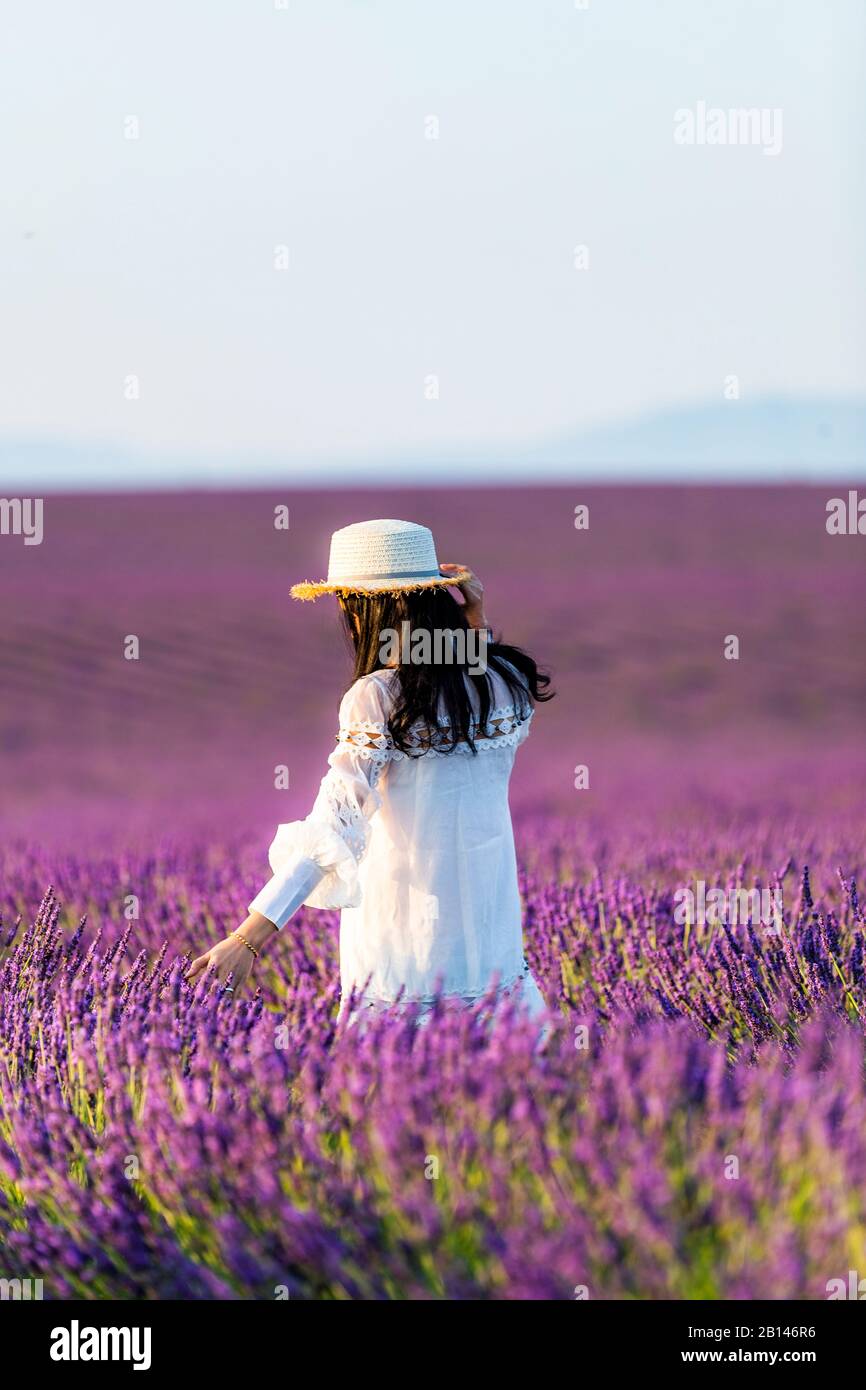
[320,777,370,859]
[347,959,534,1012]
[337,704,533,761]
[318,737,390,858]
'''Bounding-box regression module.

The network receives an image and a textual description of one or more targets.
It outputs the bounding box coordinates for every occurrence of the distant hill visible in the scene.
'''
[516,397,866,477]
[1,396,864,489]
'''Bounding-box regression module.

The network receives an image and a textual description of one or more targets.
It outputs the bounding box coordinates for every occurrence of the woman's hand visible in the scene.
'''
[186,911,275,994]
[439,564,488,630]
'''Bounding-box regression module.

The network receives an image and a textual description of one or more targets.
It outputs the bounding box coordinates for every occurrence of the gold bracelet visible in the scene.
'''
[233,931,259,959]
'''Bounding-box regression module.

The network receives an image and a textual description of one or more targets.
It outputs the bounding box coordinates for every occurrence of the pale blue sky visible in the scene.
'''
[1,0,864,481]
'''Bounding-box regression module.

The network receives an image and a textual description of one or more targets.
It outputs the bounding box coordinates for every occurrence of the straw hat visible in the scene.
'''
[290,520,471,601]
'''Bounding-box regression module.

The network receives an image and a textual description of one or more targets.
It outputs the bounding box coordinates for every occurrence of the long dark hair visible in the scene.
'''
[338,587,553,755]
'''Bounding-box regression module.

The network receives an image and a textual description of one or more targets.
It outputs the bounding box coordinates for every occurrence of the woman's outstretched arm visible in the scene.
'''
[186,906,277,991]
[186,854,325,990]
[185,674,393,994]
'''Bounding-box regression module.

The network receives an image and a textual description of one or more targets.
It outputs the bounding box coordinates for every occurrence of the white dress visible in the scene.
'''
[248,663,546,1021]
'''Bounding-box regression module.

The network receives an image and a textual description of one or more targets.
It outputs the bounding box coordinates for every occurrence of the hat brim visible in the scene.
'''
[290,569,472,602]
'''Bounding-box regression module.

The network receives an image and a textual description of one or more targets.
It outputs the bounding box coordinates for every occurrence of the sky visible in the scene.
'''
[1,0,864,482]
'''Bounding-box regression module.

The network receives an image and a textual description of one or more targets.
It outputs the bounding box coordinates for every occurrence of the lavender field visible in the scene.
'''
[1,486,865,1299]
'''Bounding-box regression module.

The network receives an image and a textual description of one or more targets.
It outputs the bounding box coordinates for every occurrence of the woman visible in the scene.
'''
[188,519,553,1022]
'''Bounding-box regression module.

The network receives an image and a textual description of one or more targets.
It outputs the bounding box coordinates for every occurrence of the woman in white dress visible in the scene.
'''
[188,520,553,1023]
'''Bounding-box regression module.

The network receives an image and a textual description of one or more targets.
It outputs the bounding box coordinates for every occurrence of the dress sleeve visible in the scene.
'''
[247,674,394,928]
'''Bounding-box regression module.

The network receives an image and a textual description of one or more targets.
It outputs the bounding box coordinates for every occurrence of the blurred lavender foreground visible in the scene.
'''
[1,485,865,1299]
